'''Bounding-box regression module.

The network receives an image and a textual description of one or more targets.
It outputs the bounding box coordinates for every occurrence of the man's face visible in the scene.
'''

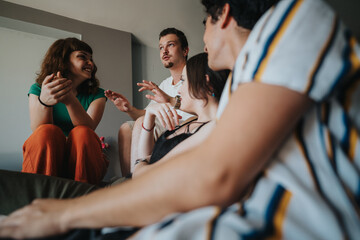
[203,16,225,70]
[159,34,186,69]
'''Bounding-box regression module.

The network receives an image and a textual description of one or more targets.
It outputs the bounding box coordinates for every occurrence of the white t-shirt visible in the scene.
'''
[147,76,194,122]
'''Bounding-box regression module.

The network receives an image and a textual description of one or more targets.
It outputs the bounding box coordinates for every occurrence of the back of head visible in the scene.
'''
[159,28,189,59]
[201,0,279,29]
[36,37,99,94]
[186,52,229,104]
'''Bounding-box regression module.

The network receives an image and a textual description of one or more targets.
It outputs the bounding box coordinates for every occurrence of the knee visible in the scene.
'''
[134,116,144,128]
[24,124,65,150]
[34,124,64,142]
[69,126,97,142]
[118,122,133,139]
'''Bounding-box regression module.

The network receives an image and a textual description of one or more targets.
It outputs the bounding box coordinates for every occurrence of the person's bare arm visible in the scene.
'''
[105,90,145,120]
[133,121,216,178]
[62,93,106,130]
[29,73,72,131]
[0,82,312,239]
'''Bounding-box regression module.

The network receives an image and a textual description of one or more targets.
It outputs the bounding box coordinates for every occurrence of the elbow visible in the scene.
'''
[198,165,243,208]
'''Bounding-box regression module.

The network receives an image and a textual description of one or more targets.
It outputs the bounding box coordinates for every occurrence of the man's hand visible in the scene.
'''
[105,90,133,113]
[137,80,172,104]
[0,199,71,239]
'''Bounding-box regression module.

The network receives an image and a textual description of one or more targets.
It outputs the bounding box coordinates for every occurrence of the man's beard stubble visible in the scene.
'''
[164,62,174,68]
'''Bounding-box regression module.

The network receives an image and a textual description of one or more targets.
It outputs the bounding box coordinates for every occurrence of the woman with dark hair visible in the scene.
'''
[132,52,229,176]
[22,37,108,185]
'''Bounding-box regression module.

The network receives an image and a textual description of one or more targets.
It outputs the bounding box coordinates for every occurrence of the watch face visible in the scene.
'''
[174,95,181,109]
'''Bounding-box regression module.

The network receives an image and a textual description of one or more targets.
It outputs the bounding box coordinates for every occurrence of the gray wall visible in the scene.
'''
[326,0,360,39]
[131,37,170,109]
[0,0,132,179]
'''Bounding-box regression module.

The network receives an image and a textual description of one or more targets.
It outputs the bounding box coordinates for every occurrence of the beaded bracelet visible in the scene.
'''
[142,122,155,132]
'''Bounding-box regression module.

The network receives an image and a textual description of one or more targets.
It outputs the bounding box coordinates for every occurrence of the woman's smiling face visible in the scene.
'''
[68,50,94,83]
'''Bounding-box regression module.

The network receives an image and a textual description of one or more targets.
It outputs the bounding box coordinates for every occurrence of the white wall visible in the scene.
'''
[0,1,132,180]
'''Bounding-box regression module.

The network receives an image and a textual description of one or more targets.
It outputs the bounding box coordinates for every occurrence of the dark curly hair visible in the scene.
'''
[186,52,229,105]
[159,28,189,60]
[201,0,279,30]
[36,37,99,95]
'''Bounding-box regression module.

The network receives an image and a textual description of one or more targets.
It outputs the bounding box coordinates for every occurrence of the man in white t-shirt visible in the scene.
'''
[105,28,193,177]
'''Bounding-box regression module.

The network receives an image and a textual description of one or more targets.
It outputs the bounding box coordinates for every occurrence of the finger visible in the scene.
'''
[0,225,21,238]
[42,74,55,85]
[46,78,70,89]
[56,71,62,78]
[54,84,72,100]
[145,94,155,100]
[52,80,72,93]
[149,81,158,88]
[138,83,153,88]
[137,80,152,87]
[138,81,158,91]
[170,108,180,125]
[160,107,174,130]
[155,112,167,129]
[137,82,148,87]
[112,96,125,103]
[138,87,148,92]
[166,110,176,130]
[165,103,177,128]
[110,95,118,102]
[105,92,116,100]
[104,90,112,97]
[111,92,127,99]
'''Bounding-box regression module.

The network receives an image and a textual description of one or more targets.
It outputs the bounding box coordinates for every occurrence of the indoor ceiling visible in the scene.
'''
[3,0,207,54]
[3,0,360,55]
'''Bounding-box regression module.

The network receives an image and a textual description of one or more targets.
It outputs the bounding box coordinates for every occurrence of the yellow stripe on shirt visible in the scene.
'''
[349,127,358,162]
[266,190,292,240]
[254,0,303,82]
[349,37,360,75]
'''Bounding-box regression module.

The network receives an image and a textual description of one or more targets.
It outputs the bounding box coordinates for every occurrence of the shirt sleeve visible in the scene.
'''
[93,88,107,101]
[28,83,41,97]
[233,0,360,102]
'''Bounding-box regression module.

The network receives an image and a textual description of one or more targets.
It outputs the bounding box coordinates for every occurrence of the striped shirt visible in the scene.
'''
[133,0,360,239]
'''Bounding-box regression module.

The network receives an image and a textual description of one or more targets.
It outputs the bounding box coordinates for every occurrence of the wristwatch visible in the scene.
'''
[135,158,149,166]
[174,95,181,109]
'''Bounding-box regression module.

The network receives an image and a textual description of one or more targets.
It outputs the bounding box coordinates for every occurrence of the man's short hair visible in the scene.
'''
[201,0,279,30]
[159,28,189,59]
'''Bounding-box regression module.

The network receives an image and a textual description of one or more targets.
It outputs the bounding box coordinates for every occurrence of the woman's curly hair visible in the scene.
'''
[36,37,99,95]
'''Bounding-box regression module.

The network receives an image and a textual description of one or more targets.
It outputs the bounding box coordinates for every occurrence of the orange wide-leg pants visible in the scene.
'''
[22,124,109,185]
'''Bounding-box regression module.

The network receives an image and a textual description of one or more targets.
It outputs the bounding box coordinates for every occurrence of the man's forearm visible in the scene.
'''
[61,142,230,230]
[127,107,146,120]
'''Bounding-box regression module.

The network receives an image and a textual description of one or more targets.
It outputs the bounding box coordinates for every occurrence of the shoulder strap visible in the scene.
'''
[192,121,210,134]
[174,117,198,132]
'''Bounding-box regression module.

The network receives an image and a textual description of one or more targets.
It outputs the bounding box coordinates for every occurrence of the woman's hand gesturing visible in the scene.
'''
[39,71,73,106]
[145,103,181,130]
